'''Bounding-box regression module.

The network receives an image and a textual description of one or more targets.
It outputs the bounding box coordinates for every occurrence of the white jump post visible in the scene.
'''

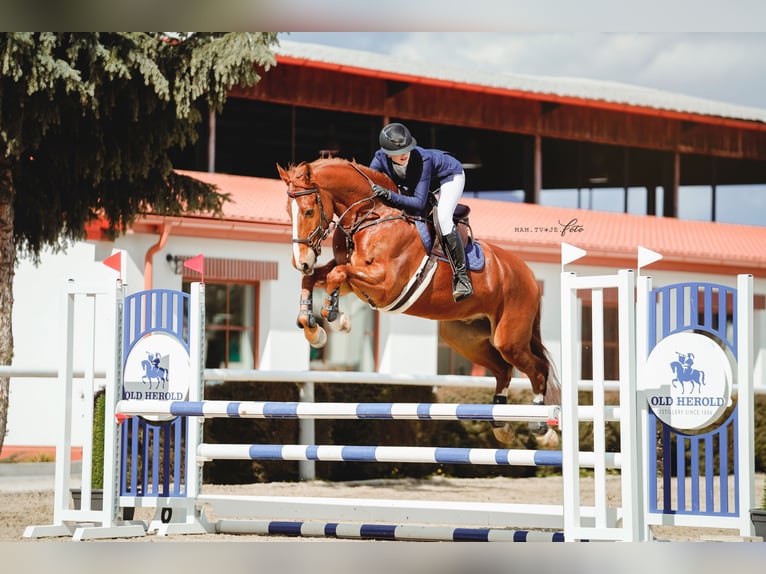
[560,268,642,541]
[24,279,145,540]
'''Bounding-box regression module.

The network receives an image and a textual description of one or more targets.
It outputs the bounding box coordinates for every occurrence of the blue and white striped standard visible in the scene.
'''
[215,519,566,542]
[196,443,621,468]
[116,400,564,423]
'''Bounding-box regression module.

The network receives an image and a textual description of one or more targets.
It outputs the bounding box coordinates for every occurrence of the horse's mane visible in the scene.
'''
[308,157,394,188]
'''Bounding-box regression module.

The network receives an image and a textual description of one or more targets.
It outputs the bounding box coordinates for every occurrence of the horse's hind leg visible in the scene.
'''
[439,320,517,444]
[492,313,560,447]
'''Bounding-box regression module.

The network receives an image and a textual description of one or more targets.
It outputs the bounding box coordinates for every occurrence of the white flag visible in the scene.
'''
[561,242,587,267]
[638,246,663,269]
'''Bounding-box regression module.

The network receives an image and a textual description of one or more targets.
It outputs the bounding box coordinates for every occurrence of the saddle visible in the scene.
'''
[420,204,485,272]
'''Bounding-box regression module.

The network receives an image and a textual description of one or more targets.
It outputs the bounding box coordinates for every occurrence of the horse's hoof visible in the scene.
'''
[493,424,515,444]
[308,327,327,348]
[534,427,560,448]
[528,420,549,435]
[329,313,352,333]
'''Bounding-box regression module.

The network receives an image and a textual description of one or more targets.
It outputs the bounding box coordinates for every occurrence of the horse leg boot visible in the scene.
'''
[297,289,327,348]
[441,227,473,302]
[322,288,340,322]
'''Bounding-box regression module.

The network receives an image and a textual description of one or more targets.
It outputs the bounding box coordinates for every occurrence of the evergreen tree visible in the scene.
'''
[0,32,279,453]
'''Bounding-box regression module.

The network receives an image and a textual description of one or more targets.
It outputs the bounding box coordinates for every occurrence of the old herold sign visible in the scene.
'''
[645,332,733,431]
[123,333,192,420]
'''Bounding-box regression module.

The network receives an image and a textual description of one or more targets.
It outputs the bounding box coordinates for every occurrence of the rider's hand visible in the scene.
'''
[371,184,393,201]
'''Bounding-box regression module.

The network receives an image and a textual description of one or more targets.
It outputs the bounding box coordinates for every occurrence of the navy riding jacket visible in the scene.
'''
[369,146,464,216]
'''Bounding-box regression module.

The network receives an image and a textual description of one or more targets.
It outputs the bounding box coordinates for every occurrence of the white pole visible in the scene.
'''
[187,282,205,500]
[635,273,652,541]
[52,283,76,527]
[560,271,580,540]
[299,381,316,480]
[737,274,755,536]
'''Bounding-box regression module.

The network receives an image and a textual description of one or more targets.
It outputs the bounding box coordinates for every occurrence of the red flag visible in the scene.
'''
[103,251,122,278]
[183,254,205,283]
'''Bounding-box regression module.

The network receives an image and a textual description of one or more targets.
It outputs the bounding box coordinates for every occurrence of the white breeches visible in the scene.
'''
[436,172,465,234]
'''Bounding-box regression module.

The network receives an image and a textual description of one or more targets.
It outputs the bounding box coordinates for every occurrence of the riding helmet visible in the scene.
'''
[379,123,417,156]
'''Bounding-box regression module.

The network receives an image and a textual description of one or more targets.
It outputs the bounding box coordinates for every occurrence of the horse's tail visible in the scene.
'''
[530,305,560,403]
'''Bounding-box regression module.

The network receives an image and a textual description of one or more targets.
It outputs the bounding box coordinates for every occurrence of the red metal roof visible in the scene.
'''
[151,170,766,277]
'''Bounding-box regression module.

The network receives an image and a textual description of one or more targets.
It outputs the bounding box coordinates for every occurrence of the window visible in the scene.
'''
[183,281,258,369]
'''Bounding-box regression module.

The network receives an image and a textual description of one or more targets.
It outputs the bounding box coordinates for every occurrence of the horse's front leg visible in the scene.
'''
[320,266,352,334]
[297,266,330,348]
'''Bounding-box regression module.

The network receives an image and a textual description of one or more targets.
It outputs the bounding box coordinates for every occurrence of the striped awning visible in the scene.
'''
[173,256,278,282]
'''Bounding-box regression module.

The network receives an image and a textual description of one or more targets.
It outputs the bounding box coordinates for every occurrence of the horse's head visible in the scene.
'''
[278,162,335,275]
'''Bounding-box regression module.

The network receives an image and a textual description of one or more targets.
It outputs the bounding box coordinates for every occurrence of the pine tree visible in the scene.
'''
[0,32,279,454]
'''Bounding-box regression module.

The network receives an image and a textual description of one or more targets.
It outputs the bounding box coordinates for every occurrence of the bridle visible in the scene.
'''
[286,184,333,256]
[287,164,413,258]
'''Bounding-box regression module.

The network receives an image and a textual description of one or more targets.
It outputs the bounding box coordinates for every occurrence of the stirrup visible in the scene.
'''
[452,277,473,302]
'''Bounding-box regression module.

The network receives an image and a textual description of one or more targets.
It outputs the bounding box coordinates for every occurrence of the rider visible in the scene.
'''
[369,122,473,302]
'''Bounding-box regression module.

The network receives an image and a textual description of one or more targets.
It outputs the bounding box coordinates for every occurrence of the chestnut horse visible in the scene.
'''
[277,158,559,446]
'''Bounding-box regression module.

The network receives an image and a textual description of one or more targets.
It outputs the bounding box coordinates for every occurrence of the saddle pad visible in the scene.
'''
[415,220,485,272]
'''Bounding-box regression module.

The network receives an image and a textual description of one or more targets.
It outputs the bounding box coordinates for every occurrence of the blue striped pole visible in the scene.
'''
[196,443,621,468]
[116,399,580,423]
[215,519,567,542]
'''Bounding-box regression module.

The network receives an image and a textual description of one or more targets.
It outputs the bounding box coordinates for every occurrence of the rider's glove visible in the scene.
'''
[371,184,393,201]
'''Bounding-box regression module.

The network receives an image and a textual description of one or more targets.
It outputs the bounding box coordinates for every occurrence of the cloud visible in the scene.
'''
[287,31,766,109]
[385,32,766,109]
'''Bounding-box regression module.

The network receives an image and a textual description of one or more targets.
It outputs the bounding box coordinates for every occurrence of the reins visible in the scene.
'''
[286,161,415,258]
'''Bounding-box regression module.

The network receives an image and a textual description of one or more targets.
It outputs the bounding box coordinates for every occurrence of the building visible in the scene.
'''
[3,41,766,456]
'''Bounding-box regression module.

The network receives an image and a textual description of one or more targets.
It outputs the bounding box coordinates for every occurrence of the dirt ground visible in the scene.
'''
[2,473,764,543]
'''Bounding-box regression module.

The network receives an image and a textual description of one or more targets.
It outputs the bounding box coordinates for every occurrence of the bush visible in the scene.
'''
[91,390,105,489]
[200,381,568,483]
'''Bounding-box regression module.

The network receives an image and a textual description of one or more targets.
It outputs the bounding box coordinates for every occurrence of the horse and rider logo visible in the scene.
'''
[141,351,169,389]
[670,352,705,394]
[123,333,191,411]
[644,332,731,431]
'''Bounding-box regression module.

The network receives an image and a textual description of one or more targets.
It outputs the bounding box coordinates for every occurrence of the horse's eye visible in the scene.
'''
[305,209,314,217]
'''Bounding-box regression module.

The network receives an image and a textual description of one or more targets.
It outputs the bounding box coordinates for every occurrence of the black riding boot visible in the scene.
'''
[441,227,473,302]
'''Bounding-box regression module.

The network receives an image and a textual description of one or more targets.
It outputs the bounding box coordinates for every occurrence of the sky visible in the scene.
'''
[284,32,766,111]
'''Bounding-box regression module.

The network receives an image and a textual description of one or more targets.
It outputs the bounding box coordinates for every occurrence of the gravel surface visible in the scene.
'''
[2,471,764,543]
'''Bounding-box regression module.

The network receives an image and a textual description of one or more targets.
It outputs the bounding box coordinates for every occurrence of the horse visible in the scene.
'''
[277,157,559,446]
[670,353,705,394]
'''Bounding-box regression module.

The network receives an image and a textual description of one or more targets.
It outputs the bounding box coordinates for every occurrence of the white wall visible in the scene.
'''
[377,313,438,375]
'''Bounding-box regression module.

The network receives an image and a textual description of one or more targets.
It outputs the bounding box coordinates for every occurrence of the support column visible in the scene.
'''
[662,151,680,218]
[524,135,542,204]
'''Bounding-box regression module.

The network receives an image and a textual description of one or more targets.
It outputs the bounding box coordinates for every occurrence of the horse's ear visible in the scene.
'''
[276,163,290,183]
